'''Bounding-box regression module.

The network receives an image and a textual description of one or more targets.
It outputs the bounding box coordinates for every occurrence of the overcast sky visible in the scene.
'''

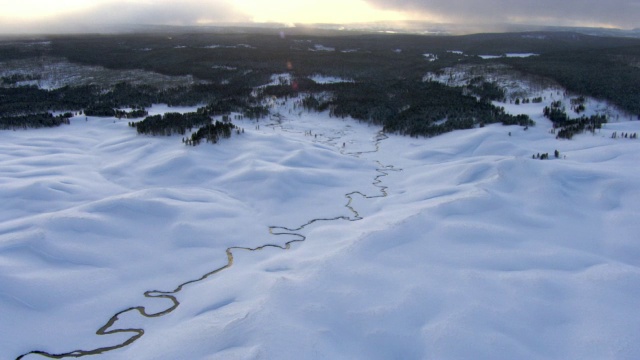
[0,0,637,34]
[366,0,639,29]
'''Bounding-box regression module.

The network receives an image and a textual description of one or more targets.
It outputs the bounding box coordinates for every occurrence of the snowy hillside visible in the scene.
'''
[2,96,640,359]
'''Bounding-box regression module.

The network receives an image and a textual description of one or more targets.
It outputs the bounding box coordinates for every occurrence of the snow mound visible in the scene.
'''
[2,95,640,359]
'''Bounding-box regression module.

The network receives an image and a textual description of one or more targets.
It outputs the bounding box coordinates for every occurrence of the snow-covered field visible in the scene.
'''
[2,96,640,359]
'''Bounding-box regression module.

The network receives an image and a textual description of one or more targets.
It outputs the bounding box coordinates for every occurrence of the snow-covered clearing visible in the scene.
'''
[2,94,640,359]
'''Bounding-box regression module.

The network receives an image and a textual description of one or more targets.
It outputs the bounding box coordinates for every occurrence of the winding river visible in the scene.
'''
[17,130,399,360]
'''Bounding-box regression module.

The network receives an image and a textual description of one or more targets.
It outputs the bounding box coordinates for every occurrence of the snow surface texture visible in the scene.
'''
[1,96,640,359]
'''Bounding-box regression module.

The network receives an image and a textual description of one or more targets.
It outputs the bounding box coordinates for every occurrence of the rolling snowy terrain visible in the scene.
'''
[1,94,640,359]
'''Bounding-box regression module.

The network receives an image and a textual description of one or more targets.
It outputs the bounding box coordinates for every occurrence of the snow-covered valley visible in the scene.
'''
[2,95,640,359]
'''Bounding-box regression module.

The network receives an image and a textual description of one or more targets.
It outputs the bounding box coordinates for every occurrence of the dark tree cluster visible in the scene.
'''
[1,74,41,86]
[466,79,506,103]
[200,98,249,115]
[544,101,607,139]
[0,79,262,132]
[514,97,541,105]
[567,96,586,114]
[291,80,533,137]
[130,111,214,136]
[100,82,158,109]
[128,103,248,146]
[532,152,550,160]
[185,121,239,145]
[0,112,71,130]
[242,105,270,120]
[507,46,640,118]
[3,30,638,142]
[159,83,253,107]
[0,85,95,116]
[115,108,148,119]
[84,105,116,117]
[0,80,253,117]
[0,84,149,117]
[554,114,607,139]
[543,101,569,123]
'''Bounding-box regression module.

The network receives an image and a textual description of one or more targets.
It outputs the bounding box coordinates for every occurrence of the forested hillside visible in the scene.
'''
[2,30,639,136]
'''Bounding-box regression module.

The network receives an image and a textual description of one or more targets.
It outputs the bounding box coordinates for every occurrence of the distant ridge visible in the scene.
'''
[3,20,640,39]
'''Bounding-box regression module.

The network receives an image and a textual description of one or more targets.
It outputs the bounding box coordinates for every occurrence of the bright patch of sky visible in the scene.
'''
[0,0,417,33]
[234,0,411,24]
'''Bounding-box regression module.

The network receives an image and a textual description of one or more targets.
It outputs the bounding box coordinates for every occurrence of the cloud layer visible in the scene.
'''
[0,0,636,34]
[0,0,249,34]
[81,0,248,25]
[365,0,640,29]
